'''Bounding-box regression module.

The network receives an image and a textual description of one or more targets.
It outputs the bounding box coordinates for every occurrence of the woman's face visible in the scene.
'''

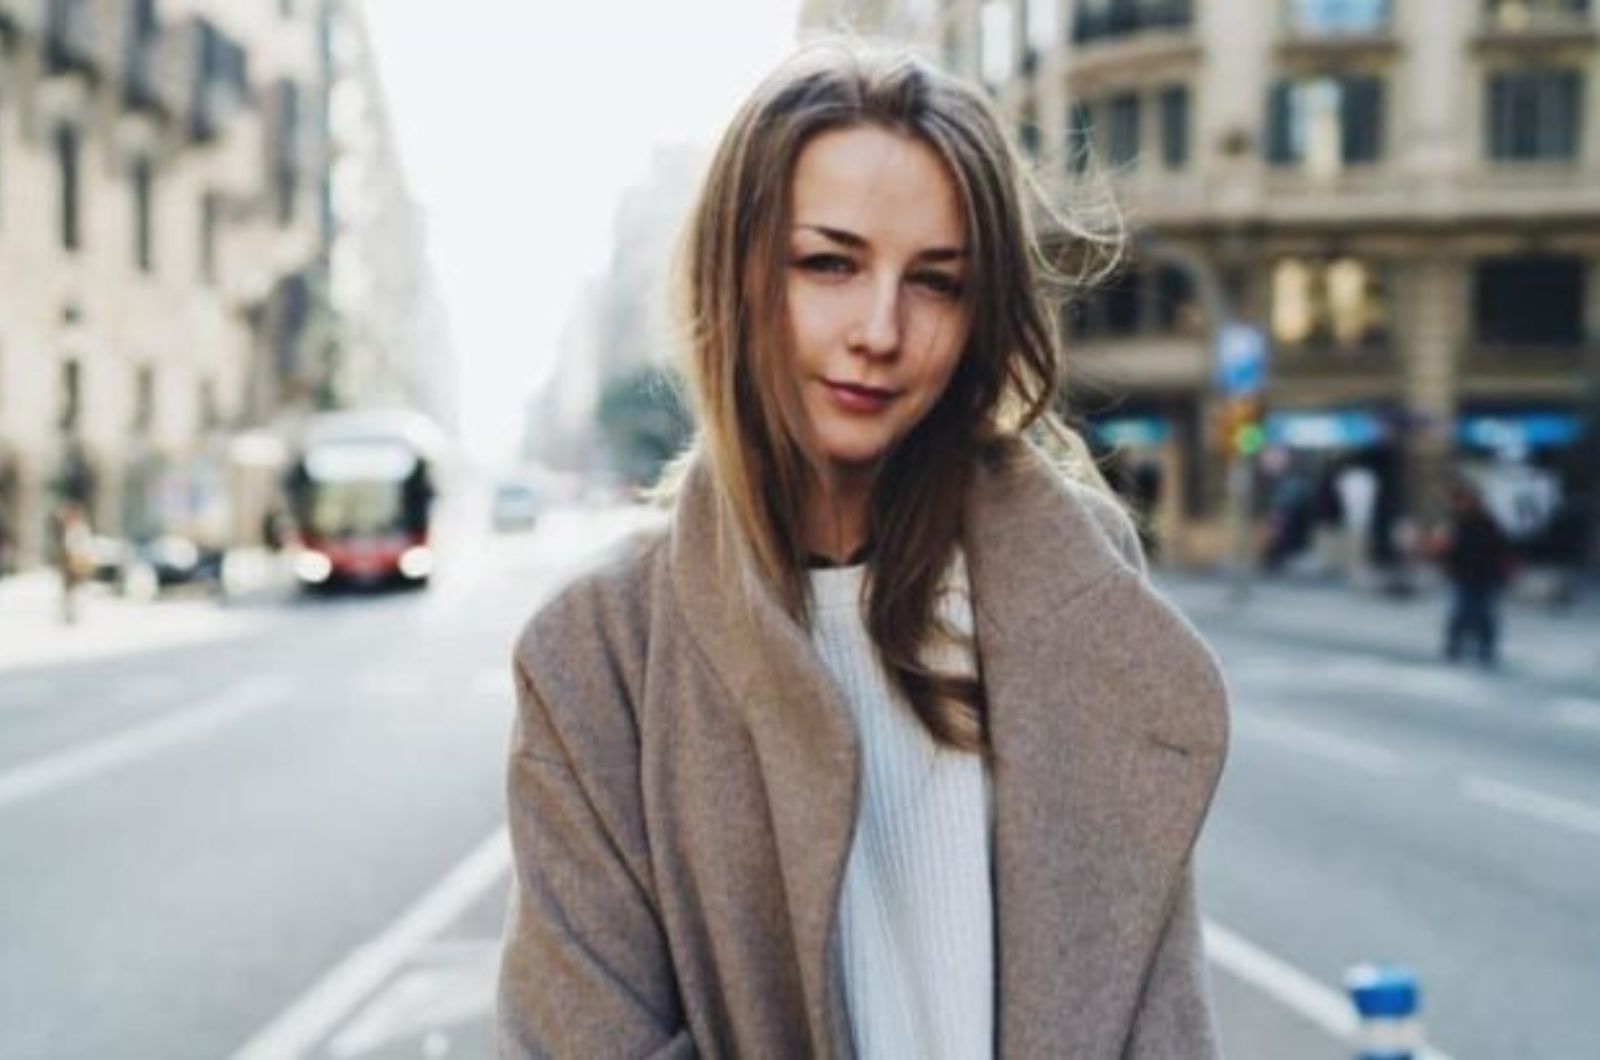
[784,124,972,478]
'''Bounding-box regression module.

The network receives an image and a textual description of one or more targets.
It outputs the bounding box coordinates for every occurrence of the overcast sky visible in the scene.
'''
[362,1,804,468]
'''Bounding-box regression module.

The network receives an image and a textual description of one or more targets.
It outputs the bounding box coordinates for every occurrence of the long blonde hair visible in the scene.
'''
[671,41,1120,753]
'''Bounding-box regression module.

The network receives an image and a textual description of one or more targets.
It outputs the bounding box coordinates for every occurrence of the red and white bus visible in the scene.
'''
[285,411,451,591]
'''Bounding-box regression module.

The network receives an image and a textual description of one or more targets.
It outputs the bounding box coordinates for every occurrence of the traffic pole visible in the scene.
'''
[1344,963,1422,1060]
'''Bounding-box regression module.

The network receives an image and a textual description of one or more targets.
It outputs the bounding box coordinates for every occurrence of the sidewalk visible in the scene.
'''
[1159,567,1600,690]
[0,550,291,673]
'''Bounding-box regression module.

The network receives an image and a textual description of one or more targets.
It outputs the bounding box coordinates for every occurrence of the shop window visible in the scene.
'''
[1486,69,1583,162]
[1272,257,1391,349]
[1474,256,1584,344]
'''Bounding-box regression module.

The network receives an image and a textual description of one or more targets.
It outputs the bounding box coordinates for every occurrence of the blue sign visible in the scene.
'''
[1092,417,1172,449]
[1458,413,1581,452]
[1214,324,1267,396]
[1265,410,1386,450]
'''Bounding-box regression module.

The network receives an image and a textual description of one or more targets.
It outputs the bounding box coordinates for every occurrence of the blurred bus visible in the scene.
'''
[285,411,450,591]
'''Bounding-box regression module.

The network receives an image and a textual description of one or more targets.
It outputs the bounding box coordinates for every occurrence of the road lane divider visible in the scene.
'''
[232,826,510,1060]
[1460,775,1600,840]
[1203,920,1458,1060]
[0,675,289,813]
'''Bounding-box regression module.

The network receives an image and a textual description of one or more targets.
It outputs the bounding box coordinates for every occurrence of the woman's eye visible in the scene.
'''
[913,271,964,299]
[795,253,855,276]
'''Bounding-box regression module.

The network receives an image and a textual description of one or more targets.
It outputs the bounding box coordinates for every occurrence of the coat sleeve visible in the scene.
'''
[1123,865,1222,1059]
[497,653,696,1059]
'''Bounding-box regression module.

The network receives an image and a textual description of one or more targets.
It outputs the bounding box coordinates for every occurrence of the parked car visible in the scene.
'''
[119,535,225,598]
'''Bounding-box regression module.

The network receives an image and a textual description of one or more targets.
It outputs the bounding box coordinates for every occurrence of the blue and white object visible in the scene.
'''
[1344,963,1421,1060]
[1214,323,1268,396]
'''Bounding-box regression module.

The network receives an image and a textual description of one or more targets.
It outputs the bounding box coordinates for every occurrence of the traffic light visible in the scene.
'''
[1217,396,1266,459]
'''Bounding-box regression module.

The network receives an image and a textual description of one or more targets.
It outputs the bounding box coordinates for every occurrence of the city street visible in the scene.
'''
[2,505,1596,1059]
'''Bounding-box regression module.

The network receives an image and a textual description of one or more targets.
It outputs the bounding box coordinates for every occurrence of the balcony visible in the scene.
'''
[1476,0,1598,49]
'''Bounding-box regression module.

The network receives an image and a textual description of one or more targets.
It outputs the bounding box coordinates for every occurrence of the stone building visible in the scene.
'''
[801,0,1600,568]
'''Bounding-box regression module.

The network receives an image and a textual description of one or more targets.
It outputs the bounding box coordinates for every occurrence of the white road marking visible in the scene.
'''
[1237,713,1407,776]
[1203,920,1459,1060]
[1460,776,1600,840]
[326,941,497,1057]
[0,676,288,813]
[232,827,510,1060]
[1550,697,1600,735]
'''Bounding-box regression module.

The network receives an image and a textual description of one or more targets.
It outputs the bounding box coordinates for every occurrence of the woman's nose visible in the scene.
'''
[849,275,901,357]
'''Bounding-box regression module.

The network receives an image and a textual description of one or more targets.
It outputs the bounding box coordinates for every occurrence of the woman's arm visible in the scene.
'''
[497,656,695,1059]
[1123,865,1221,1059]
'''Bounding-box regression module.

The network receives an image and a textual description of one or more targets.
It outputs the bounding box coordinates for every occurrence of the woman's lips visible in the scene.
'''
[822,380,898,414]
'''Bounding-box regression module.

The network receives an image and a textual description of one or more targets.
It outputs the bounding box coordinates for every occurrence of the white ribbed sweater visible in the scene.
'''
[807,554,993,1060]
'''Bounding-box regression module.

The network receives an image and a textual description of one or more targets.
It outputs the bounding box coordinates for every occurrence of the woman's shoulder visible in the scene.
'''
[513,519,671,684]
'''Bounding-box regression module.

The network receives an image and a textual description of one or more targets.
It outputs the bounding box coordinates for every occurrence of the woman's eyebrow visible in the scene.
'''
[794,223,967,261]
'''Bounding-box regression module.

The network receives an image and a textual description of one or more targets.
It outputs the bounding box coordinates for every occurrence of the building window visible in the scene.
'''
[60,359,81,432]
[199,377,220,430]
[1285,0,1392,34]
[200,191,219,285]
[133,365,155,433]
[1073,0,1194,44]
[1070,263,1202,338]
[1486,69,1583,162]
[1485,0,1592,33]
[1272,257,1391,349]
[1159,85,1190,168]
[1475,256,1585,344]
[272,80,301,226]
[1268,76,1386,168]
[1069,100,1096,173]
[56,124,81,251]
[1106,93,1143,168]
[132,159,154,273]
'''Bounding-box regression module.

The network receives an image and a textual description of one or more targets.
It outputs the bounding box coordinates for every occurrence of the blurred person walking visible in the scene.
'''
[48,500,94,625]
[497,43,1229,1059]
[1436,481,1516,668]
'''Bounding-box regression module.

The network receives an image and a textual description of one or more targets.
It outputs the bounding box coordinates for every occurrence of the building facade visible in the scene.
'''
[0,0,448,574]
[802,0,1600,570]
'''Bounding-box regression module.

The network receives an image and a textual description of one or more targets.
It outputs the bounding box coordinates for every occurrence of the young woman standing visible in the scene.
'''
[499,43,1229,1059]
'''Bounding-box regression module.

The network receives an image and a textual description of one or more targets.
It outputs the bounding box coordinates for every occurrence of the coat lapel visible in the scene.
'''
[966,447,1228,1059]
[668,461,862,1057]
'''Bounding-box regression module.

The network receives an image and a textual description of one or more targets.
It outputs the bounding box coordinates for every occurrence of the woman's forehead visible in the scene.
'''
[789,125,965,251]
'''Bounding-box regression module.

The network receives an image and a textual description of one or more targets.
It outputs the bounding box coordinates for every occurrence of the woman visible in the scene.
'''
[499,43,1229,1059]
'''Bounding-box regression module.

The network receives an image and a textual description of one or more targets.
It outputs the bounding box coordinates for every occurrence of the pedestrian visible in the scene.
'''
[1437,480,1516,668]
[498,43,1230,1059]
[49,500,94,625]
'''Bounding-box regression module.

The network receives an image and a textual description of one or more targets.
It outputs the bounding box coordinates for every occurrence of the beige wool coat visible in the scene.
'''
[498,443,1231,1059]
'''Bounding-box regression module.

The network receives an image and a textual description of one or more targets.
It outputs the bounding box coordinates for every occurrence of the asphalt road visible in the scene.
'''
[3,506,1595,1059]
[1196,610,1600,1060]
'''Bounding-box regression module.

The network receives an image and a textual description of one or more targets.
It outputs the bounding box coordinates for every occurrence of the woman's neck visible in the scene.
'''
[804,466,875,565]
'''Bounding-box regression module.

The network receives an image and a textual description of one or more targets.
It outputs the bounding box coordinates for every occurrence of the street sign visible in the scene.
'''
[1214,323,1267,396]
